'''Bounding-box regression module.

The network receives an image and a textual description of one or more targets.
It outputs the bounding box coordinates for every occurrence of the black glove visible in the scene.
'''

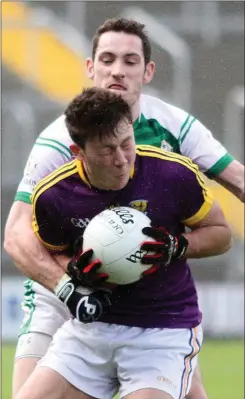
[141,226,188,269]
[55,274,111,323]
[67,236,109,289]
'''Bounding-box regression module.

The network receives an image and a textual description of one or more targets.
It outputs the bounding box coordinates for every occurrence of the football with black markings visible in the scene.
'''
[82,207,155,284]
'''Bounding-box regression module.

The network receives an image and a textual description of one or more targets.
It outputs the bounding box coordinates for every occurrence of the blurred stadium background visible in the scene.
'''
[1,1,244,398]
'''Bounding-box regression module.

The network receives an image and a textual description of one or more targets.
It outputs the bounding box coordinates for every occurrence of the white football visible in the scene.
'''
[82,206,155,285]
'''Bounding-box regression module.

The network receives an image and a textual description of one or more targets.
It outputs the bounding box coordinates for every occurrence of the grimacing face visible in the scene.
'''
[71,120,136,191]
[86,31,155,112]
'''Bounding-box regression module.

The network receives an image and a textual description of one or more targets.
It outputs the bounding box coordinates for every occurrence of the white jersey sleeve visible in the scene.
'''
[15,115,73,204]
[140,94,234,177]
[178,114,234,178]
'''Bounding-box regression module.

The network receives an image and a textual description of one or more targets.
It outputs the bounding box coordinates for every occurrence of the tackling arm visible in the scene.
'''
[4,117,74,290]
[4,201,111,324]
[4,201,69,291]
[214,160,244,203]
[179,116,244,203]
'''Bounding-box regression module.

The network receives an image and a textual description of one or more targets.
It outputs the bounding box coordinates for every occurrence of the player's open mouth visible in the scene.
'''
[108,84,126,91]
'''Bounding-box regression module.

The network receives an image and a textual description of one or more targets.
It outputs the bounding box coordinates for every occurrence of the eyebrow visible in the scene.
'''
[125,53,141,58]
[99,51,140,58]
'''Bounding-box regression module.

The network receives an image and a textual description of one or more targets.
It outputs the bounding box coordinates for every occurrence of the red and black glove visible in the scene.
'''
[55,277,112,324]
[55,236,112,324]
[67,236,109,289]
[141,227,188,270]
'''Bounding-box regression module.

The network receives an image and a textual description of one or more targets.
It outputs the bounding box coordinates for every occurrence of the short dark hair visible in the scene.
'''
[92,18,151,65]
[64,88,133,149]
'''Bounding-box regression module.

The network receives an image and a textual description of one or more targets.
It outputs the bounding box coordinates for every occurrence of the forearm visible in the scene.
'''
[5,229,65,290]
[4,203,68,291]
[215,160,245,203]
[183,225,232,258]
[216,179,244,203]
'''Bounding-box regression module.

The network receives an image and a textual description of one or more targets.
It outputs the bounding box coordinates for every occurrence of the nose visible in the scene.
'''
[111,60,125,79]
[114,148,127,167]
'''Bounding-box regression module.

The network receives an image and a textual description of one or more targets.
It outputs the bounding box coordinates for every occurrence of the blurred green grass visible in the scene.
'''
[2,340,244,399]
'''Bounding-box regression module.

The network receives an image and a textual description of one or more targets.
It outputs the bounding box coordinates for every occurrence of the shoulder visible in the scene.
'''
[37,115,73,151]
[32,115,73,167]
[39,115,67,138]
[136,144,200,179]
[136,144,196,167]
[139,94,192,139]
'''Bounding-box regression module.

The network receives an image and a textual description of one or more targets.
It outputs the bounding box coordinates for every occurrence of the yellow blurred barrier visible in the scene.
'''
[207,181,244,239]
[2,2,92,103]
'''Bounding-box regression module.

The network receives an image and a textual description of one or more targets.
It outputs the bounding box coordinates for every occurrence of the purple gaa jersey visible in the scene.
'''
[32,145,214,329]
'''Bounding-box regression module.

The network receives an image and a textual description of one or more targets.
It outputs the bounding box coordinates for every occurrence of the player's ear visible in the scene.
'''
[86,58,94,80]
[70,144,84,161]
[143,61,155,84]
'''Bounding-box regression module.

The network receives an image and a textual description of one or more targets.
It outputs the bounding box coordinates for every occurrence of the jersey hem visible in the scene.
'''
[100,316,202,329]
[205,153,234,178]
[14,192,32,204]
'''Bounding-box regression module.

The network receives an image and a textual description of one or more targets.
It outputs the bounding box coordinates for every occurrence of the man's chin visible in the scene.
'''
[106,88,135,106]
[108,88,128,97]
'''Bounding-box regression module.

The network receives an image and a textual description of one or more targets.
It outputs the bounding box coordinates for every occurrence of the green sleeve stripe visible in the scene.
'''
[37,137,72,157]
[35,142,71,160]
[180,117,196,144]
[14,192,32,203]
[205,153,235,178]
[180,114,191,133]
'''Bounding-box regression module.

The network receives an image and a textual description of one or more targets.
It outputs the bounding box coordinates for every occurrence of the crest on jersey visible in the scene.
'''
[161,140,173,152]
[129,199,148,214]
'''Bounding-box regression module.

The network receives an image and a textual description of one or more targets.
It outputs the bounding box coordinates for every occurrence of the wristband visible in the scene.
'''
[54,273,72,296]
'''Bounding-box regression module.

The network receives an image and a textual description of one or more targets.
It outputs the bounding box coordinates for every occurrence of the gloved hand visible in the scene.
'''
[67,236,109,289]
[54,274,111,323]
[141,226,188,270]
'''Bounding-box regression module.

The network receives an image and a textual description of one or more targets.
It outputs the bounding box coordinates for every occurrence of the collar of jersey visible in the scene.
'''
[133,114,141,130]
[75,159,135,188]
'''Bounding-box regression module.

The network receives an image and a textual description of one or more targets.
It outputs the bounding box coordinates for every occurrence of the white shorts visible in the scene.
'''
[15,279,70,359]
[38,319,203,399]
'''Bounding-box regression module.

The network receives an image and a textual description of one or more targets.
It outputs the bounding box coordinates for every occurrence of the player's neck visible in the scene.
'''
[82,164,114,191]
[130,101,140,122]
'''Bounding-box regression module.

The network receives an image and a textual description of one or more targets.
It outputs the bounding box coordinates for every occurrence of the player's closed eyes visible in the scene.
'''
[98,150,113,156]
[125,60,137,65]
[121,143,131,149]
[102,59,113,65]
[101,59,137,66]
[98,146,130,156]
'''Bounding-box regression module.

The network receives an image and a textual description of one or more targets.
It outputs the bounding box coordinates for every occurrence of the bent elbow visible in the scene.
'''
[4,218,26,259]
[4,201,33,260]
[4,227,16,258]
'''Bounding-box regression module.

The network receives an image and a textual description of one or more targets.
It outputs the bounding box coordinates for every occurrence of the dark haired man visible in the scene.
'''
[5,18,243,398]
[16,87,231,399]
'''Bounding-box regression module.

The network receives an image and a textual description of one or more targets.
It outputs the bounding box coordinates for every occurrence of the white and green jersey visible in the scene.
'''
[16,93,234,204]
